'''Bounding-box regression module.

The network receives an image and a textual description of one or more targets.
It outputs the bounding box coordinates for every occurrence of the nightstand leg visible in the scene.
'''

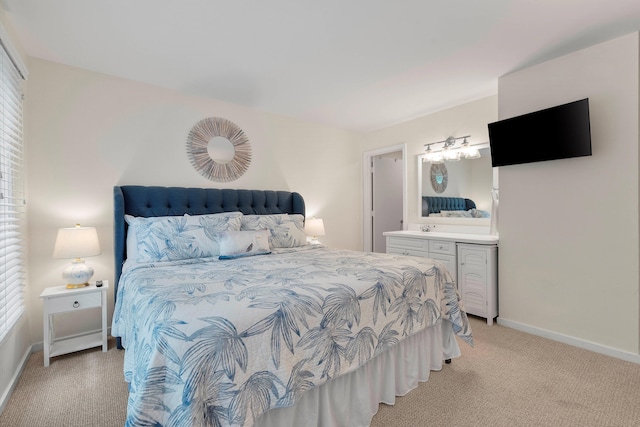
[43,313,50,367]
[101,290,107,352]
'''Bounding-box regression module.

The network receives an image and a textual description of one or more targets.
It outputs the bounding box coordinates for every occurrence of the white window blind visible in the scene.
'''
[0,36,25,344]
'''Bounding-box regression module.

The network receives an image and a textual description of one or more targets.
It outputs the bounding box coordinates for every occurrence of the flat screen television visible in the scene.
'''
[488,98,592,167]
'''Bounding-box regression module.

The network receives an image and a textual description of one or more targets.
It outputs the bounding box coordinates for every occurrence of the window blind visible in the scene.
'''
[0,36,25,344]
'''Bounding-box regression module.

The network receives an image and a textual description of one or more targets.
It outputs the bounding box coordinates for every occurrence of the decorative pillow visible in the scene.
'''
[125,212,242,263]
[240,214,307,248]
[218,229,271,259]
[470,209,491,218]
[440,210,473,218]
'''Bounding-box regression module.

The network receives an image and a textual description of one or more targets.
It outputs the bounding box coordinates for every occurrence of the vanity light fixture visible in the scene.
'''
[460,137,481,159]
[424,145,444,164]
[424,135,481,163]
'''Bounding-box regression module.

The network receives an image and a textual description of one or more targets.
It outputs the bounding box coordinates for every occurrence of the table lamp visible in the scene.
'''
[304,217,325,244]
[53,224,101,288]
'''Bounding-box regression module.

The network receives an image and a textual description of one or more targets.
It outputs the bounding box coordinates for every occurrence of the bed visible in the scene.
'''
[422,196,476,216]
[112,185,473,427]
[422,196,490,219]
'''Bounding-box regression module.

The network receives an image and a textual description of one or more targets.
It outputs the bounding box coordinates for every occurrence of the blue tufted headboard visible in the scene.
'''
[113,185,305,347]
[422,196,476,216]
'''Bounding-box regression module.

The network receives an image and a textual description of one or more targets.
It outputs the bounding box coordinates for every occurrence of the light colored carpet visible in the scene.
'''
[1,317,639,426]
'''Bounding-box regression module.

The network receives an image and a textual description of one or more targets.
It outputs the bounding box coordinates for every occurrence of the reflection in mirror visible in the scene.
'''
[430,163,448,193]
[208,136,236,164]
[418,147,494,218]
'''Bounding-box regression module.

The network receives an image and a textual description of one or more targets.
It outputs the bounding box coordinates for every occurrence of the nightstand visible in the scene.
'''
[39,280,108,367]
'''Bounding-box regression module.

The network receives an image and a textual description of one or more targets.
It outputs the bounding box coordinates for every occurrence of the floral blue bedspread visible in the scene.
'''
[112,245,473,427]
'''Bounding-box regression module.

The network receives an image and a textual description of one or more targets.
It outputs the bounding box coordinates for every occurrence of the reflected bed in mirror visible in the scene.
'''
[418,146,496,225]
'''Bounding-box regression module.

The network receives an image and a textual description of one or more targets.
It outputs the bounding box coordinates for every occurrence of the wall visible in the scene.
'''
[497,33,640,359]
[363,95,498,221]
[24,58,363,345]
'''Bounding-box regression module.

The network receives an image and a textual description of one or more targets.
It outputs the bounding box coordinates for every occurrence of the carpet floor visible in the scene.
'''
[1,316,639,426]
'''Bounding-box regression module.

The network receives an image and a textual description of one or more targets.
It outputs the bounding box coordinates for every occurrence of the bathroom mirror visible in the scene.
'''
[418,146,495,219]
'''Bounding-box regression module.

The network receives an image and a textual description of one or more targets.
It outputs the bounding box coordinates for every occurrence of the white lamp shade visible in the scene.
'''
[304,218,325,238]
[53,225,101,259]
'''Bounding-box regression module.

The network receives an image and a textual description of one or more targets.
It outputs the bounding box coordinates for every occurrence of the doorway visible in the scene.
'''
[362,144,407,252]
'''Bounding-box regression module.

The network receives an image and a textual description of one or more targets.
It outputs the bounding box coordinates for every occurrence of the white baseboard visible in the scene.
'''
[0,326,114,416]
[0,344,32,416]
[497,317,640,364]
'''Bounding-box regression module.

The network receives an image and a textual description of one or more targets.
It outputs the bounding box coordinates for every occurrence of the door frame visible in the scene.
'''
[362,143,407,252]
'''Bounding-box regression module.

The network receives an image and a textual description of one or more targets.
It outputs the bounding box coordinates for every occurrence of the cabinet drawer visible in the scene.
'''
[428,253,457,281]
[46,292,102,314]
[428,239,456,255]
[387,247,431,257]
[387,237,429,254]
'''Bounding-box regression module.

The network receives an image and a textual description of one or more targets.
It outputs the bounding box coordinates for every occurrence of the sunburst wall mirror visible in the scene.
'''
[186,117,252,182]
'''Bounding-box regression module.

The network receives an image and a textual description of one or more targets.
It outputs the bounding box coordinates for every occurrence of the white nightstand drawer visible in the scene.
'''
[428,239,456,255]
[46,291,101,314]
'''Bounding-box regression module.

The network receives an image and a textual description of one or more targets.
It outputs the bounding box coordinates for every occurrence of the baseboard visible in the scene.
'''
[497,317,640,364]
[0,344,32,416]
[0,326,113,416]
[34,326,113,353]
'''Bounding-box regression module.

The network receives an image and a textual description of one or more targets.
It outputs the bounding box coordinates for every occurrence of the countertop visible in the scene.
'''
[383,230,499,245]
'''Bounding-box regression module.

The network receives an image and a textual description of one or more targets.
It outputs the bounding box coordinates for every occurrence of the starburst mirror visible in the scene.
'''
[186,117,252,182]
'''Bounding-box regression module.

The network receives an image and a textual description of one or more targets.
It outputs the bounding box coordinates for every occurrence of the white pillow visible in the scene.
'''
[440,210,472,218]
[125,212,242,263]
[125,214,184,262]
[218,229,271,259]
[240,214,307,248]
[470,209,491,218]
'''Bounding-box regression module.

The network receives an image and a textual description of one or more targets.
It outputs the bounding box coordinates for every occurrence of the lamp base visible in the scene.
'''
[66,282,89,289]
[61,259,94,289]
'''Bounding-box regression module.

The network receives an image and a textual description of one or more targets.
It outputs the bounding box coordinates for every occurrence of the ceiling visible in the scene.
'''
[4,1,640,133]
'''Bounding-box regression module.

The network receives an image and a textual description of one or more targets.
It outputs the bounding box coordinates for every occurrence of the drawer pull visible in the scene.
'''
[73,301,80,308]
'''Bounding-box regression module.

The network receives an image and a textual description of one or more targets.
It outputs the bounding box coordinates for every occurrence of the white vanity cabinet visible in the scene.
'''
[457,243,498,325]
[386,235,457,281]
[384,230,498,325]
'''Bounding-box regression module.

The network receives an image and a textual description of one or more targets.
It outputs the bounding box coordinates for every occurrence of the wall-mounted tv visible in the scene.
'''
[488,98,592,167]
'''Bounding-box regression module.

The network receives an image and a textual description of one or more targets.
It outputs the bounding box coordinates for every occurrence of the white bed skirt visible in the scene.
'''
[256,320,461,427]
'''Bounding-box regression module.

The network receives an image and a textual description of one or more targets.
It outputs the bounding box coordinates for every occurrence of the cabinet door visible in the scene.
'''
[457,244,498,323]
[457,245,489,317]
